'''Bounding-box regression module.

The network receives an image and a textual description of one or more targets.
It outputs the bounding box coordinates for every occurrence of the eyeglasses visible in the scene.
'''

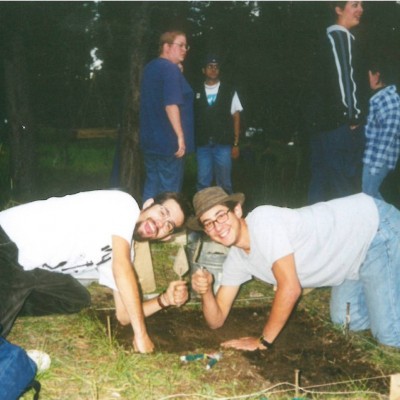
[158,205,176,234]
[206,64,219,70]
[171,42,190,51]
[202,209,230,232]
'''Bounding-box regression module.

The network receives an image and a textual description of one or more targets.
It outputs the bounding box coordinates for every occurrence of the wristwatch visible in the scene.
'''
[259,335,273,349]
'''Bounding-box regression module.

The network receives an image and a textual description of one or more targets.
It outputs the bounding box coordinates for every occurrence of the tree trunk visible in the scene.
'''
[120,2,153,204]
[4,35,36,201]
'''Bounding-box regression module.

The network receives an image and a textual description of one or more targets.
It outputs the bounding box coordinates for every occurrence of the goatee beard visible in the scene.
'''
[132,221,146,242]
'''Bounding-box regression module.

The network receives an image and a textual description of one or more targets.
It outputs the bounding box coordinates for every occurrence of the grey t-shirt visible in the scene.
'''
[221,193,379,288]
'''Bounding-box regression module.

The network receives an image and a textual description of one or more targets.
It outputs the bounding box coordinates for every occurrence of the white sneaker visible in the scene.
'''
[27,349,51,372]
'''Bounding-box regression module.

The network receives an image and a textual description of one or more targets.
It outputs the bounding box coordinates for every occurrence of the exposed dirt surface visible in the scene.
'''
[95,303,389,395]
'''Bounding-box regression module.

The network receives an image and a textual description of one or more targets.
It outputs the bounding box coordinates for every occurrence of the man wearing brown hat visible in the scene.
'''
[189,186,400,349]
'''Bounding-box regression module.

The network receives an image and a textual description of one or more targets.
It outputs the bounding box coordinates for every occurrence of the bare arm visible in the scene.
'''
[112,235,154,353]
[231,111,241,160]
[191,268,240,329]
[165,104,185,158]
[261,253,302,341]
[222,253,302,351]
[142,280,189,317]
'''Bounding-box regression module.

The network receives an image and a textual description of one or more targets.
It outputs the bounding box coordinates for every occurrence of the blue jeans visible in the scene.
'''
[330,198,400,347]
[0,337,38,400]
[362,164,390,200]
[143,154,184,202]
[196,144,232,194]
[308,124,364,204]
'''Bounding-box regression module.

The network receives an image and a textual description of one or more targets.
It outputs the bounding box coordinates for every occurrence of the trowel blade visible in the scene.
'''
[173,244,190,278]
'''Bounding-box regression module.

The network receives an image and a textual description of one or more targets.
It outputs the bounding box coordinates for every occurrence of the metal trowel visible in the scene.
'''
[173,244,190,279]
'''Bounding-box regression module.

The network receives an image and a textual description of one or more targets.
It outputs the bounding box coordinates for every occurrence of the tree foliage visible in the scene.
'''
[0,1,399,199]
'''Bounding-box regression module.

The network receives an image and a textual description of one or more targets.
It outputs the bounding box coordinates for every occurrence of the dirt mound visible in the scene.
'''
[95,305,389,394]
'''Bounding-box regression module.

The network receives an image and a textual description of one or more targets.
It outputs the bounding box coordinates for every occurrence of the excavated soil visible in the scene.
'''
[95,302,389,395]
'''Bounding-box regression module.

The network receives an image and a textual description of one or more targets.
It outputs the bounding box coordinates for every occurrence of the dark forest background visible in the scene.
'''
[0,1,399,201]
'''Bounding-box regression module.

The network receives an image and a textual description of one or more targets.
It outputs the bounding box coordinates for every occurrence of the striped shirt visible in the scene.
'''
[363,85,400,175]
[327,25,361,123]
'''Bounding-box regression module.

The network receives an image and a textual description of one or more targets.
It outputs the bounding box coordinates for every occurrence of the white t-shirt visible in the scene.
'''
[0,190,139,291]
[222,193,379,288]
[204,82,243,114]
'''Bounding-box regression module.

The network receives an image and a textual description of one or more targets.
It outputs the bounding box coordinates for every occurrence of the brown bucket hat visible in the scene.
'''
[187,186,245,231]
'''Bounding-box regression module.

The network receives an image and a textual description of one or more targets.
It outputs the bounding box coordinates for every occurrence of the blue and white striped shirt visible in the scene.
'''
[363,85,400,175]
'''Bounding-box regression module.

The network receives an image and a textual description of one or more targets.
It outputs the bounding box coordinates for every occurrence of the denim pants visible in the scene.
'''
[308,124,364,204]
[330,198,400,347]
[0,337,38,400]
[143,154,184,202]
[196,144,232,194]
[362,164,390,200]
[0,226,91,337]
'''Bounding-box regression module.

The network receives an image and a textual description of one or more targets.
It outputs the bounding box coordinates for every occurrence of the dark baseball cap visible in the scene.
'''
[203,54,220,66]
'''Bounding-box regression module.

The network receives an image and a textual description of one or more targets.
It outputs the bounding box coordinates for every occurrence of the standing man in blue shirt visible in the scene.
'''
[362,55,400,199]
[140,30,194,202]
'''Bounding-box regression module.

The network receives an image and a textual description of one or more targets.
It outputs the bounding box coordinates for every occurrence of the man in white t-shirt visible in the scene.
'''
[194,54,243,194]
[0,190,191,353]
[189,187,400,349]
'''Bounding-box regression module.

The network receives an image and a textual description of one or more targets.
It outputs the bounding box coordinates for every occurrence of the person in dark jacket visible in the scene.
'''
[194,55,243,194]
[307,1,368,204]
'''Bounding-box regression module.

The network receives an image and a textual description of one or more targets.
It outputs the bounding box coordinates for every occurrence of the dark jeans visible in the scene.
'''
[142,153,185,202]
[196,144,233,194]
[0,226,91,337]
[308,124,365,204]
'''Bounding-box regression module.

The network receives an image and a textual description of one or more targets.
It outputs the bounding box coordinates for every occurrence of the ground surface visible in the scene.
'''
[96,299,389,397]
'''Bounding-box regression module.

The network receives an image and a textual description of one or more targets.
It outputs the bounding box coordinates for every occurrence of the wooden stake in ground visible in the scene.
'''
[106,314,112,345]
[345,302,351,337]
[173,244,189,279]
[294,369,301,398]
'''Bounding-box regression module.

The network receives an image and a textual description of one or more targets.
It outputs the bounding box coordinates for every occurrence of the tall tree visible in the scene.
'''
[2,6,36,200]
[119,2,153,201]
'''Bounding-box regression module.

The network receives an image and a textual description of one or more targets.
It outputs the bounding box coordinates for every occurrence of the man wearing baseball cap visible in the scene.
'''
[189,186,400,349]
[193,54,243,194]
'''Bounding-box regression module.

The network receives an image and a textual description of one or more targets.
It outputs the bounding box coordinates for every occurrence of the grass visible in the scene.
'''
[10,251,400,400]
[10,272,400,399]
[2,129,400,399]
[10,288,273,399]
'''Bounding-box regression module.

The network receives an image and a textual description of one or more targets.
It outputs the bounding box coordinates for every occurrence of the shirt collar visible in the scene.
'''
[370,85,396,101]
[327,24,355,40]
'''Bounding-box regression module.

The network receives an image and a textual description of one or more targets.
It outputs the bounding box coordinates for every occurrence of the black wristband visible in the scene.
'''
[259,336,273,349]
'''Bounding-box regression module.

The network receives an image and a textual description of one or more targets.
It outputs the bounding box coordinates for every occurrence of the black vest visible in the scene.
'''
[194,82,235,146]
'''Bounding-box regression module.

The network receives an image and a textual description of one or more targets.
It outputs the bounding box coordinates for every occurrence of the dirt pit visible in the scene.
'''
[95,303,389,395]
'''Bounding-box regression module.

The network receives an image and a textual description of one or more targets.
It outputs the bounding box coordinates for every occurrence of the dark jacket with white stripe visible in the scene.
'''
[305,25,368,135]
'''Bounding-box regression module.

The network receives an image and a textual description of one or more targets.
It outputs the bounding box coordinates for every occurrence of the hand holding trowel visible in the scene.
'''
[171,244,190,307]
